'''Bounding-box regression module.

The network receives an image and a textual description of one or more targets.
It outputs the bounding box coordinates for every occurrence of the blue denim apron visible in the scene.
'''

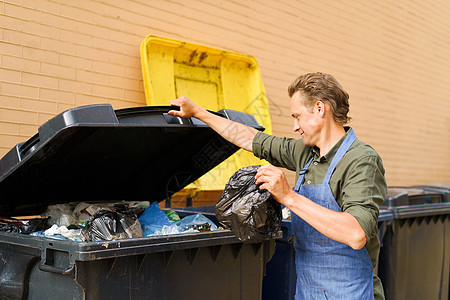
[292,129,374,299]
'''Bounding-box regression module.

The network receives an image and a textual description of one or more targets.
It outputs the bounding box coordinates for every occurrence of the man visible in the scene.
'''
[169,72,386,299]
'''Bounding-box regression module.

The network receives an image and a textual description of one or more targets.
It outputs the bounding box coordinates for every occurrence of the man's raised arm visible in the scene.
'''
[168,96,258,152]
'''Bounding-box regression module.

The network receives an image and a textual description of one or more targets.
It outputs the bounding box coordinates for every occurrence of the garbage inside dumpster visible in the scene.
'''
[44,203,77,227]
[33,224,83,241]
[174,213,218,232]
[164,208,181,222]
[82,210,143,242]
[215,165,282,242]
[23,202,222,242]
[139,201,172,236]
[0,216,47,234]
[11,200,218,242]
[1,182,227,243]
[139,201,218,237]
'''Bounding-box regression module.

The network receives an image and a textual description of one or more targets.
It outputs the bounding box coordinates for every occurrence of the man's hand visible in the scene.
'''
[255,165,294,204]
[167,96,258,152]
[168,96,205,119]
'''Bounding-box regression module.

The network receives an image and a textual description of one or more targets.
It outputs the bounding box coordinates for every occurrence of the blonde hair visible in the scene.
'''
[288,72,351,125]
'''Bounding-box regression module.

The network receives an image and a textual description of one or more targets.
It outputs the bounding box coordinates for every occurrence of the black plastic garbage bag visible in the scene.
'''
[81,210,143,242]
[215,165,282,242]
[0,216,48,234]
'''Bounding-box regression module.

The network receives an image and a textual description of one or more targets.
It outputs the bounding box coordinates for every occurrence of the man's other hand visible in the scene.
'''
[255,165,294,204]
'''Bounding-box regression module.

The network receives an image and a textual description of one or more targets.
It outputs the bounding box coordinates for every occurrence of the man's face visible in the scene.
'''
[290,91,322,146]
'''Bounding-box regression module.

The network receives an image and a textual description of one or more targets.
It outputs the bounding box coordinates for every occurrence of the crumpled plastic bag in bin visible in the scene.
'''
[81,210,143,242]
[215,165,282,242]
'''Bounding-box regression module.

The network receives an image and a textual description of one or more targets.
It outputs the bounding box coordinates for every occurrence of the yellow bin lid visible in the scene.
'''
[140,35,271,191]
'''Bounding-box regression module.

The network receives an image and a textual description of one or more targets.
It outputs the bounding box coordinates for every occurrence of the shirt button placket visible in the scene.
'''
[308,161,318,184]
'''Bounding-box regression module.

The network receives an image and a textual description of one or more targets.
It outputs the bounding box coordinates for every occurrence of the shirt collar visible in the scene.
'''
[310,127,352,162]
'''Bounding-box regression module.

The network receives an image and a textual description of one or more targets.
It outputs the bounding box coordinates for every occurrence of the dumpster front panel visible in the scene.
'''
[39,243,274,299]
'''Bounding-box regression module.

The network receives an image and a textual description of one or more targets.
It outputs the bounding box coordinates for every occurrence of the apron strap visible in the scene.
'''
[322,128,356,185]
[294,156,314,191]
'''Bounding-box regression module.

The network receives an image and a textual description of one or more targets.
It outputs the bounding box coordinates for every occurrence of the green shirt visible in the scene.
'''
[252,127,387,300]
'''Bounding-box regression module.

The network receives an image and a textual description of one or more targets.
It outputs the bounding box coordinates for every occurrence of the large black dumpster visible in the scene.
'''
[379,187,450,300]
[0,104,278,300]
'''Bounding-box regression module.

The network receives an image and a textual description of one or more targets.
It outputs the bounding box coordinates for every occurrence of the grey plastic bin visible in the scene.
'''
[417,183,450,202]
[379,187,450,300]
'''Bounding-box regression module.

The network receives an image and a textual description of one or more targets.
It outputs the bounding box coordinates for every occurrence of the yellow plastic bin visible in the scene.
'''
[140,35,271,192]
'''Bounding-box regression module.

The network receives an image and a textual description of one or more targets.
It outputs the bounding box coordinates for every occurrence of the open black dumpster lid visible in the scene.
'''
[0,104,264,216]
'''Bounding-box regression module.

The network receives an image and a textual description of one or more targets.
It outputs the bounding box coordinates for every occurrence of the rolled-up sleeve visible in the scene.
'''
[252,131,302,171]
[341,155,387,240]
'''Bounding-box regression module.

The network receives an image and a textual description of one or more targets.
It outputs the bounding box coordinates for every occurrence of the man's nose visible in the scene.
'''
[293,121,300,132]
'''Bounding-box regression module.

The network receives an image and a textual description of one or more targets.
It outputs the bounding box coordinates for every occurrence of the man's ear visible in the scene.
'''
[315,100,325,116]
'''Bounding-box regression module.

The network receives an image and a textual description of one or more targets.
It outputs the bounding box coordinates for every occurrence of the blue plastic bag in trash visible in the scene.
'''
[139,202,171,237]
[174,214,218,232]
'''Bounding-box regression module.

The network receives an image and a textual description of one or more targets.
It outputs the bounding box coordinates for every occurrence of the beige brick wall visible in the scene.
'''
[1,0,449,187]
